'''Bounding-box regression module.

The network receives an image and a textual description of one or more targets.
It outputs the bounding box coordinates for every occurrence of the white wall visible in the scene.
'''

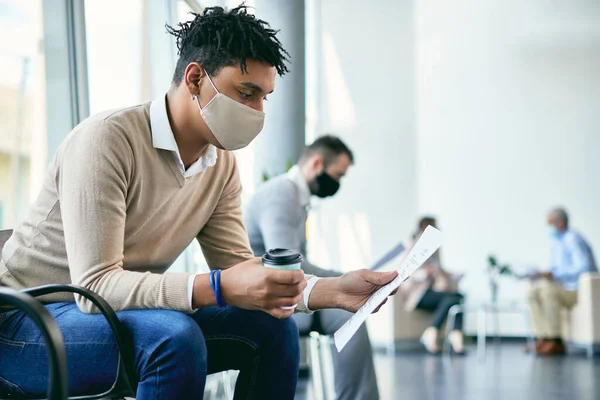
[416,0,600,318]
[306,0,417,273]
[310,0,600,335]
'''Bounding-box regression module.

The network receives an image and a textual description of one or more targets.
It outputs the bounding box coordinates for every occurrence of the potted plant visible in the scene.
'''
[262,160,294,182]
[487,255,514,305]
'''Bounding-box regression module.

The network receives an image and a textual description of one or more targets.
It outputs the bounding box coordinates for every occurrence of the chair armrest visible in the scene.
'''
[579,272,600,283]
[577,273,600,306]
[0,287,68,400]
[22,284,136,398]
[569,273,600,344]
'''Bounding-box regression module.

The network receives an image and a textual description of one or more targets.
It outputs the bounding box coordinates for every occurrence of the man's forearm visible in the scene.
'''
[307,277,340,310]
[554,265,588,282]
[192,273,218,309]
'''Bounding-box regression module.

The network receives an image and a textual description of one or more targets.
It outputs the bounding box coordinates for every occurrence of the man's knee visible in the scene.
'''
[267,314,300,348]
[165,313,206,351]
[254,312,300,362]
[538,284,560,302]
[125,310,207,372]
[528,285,541,300]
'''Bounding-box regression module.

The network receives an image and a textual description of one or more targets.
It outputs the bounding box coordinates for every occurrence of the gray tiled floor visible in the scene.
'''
[297,343,600,400]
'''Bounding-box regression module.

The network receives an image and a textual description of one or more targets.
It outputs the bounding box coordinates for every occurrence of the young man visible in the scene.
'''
[244,136,380,400]
[0,7,397,399]
[528,207,597,355]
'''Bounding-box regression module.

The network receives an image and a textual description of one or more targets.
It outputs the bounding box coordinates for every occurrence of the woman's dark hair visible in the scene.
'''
[415,216,437,238]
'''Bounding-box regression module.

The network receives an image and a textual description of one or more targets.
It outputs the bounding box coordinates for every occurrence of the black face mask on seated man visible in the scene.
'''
[311,172,340,198]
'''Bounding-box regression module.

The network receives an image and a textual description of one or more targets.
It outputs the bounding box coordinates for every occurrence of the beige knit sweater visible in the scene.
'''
[0,103,308,313]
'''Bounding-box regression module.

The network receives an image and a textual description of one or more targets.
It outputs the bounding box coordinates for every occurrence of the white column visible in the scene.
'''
[141,0,178,102]
[251,0,306,183]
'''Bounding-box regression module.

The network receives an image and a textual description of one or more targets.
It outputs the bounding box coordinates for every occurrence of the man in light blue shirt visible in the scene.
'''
[528,207,597,355]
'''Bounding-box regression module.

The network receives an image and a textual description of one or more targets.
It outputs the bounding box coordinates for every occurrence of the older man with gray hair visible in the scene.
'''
[528,207,597,355]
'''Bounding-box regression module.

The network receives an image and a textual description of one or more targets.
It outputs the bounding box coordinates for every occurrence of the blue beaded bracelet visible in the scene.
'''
[215,269,226,307]
[209,270,226,308]
[209,270,216,299]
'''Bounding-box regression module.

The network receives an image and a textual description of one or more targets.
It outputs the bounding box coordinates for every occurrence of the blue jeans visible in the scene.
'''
[0,303,300,399]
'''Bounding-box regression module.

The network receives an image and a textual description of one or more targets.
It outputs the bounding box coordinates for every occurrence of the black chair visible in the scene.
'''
[0,229,135,400]
[0,287,68,400]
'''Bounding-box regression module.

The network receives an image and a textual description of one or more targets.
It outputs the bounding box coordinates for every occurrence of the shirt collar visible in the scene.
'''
[286,165,312,206]
[150,94,217,178]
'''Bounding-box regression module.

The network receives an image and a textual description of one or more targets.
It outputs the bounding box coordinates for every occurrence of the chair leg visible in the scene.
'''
[587,345,596,359]
[319,335,336,400]
[477,306,487,361]
[308,332,325,400]
[222,370,234,400]
[306,332,336,400]
[443,304,461,355]
[203,373,221,399]
[521,306,536,354]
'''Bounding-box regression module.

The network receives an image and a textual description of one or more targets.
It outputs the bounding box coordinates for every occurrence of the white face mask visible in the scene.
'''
[193,72,265,151]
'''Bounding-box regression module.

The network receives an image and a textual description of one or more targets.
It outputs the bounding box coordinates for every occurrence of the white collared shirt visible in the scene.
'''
[150,95,218,308]
[150,95,217,178]
[286,165,311,207]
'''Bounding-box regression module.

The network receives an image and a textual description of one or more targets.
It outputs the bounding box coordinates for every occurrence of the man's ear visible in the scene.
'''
[184,62,205,97]
[310,154,325,173]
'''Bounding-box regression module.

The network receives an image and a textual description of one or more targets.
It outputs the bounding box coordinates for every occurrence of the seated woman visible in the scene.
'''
[399,216,465,354]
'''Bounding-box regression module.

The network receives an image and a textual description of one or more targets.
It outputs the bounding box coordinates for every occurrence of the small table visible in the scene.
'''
[444,301,535,360]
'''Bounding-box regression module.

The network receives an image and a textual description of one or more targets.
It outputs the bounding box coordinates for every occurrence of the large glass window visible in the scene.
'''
[85,0,146,114]
[85,0,198,115]
[85,0,207,272]
[0,0,47,229]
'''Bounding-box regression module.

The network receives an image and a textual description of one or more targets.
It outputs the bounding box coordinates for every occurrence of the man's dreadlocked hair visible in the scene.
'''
[166,4,290,84]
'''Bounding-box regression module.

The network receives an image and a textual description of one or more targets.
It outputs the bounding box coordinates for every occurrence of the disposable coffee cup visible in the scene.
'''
[262,249,303,310]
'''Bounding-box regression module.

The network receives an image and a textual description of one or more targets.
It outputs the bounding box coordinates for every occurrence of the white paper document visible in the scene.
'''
[334,226,443,352]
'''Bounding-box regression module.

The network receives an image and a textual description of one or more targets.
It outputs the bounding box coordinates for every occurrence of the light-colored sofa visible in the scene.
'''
[562,272,600,357]
[367,273,600,355]
[367,292,432,352]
